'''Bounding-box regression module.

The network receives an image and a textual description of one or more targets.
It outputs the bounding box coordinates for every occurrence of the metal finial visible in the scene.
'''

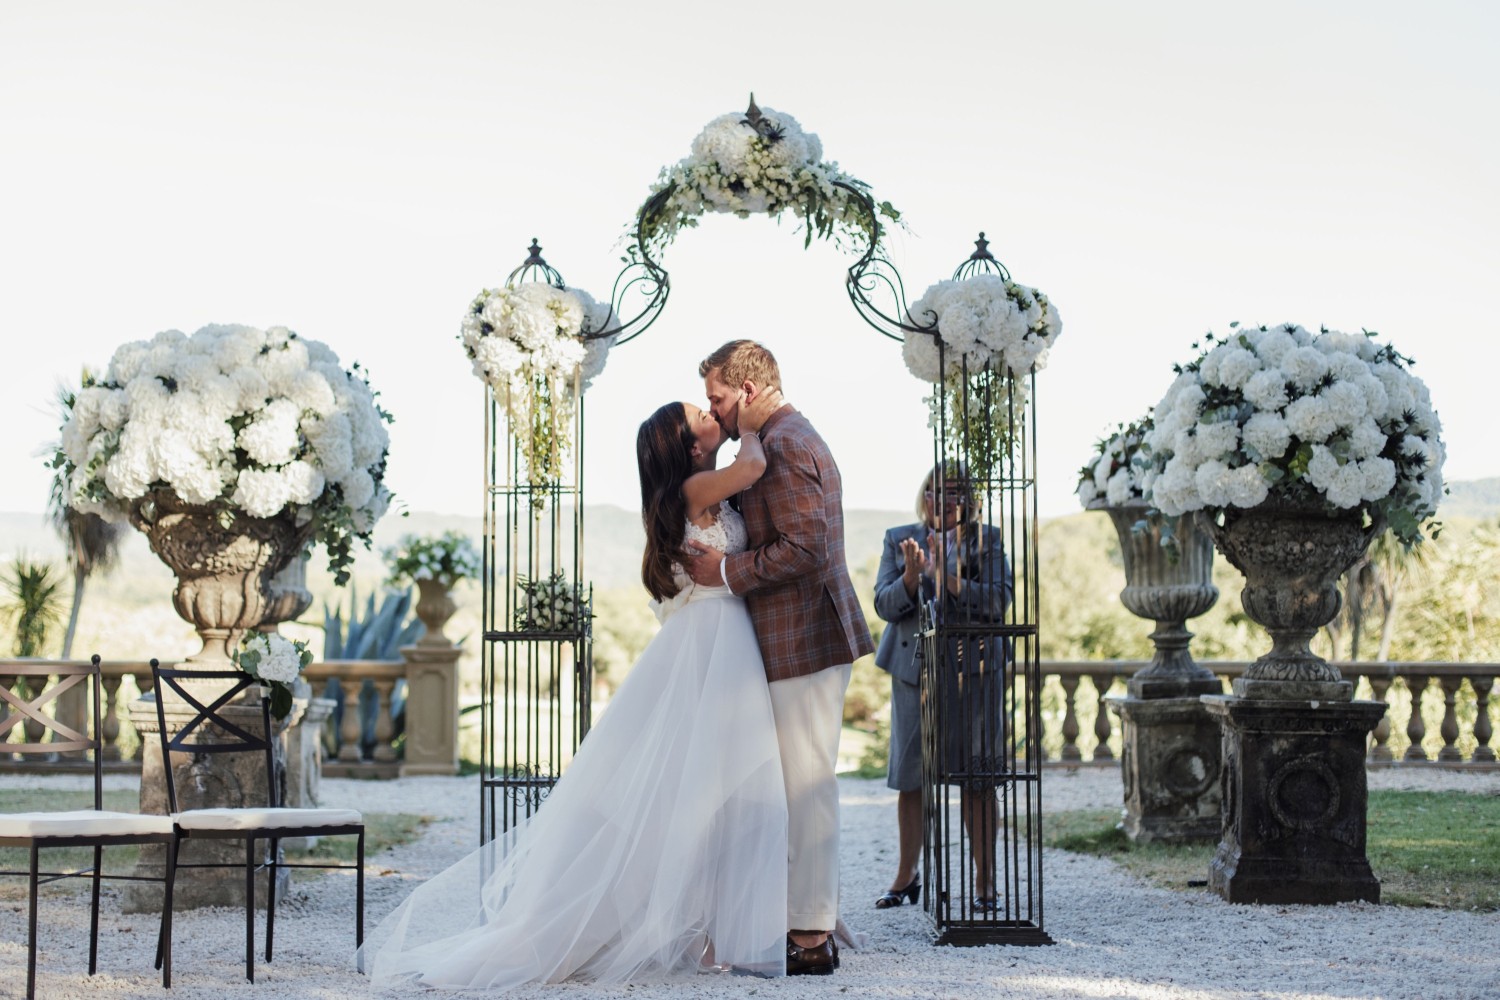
[740,92,785,144]
[523,238,547,267]
[970,232,995,261]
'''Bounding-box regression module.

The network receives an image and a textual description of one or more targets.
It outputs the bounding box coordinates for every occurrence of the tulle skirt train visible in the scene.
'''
[359,591,788,989]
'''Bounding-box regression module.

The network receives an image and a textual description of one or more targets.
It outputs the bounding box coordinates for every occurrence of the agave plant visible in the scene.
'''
[320,585,426,760]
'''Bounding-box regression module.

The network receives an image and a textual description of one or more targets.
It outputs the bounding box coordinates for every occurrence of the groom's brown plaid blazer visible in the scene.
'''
[724,405,875,682]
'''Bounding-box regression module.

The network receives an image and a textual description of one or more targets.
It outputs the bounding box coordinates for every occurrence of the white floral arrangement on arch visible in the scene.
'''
[234,631,314,721]
[461,282,615,487]
[1077,414,1154,508]
[55,324,393,584]
[1140,323,1445,546]
[638,97,901,251]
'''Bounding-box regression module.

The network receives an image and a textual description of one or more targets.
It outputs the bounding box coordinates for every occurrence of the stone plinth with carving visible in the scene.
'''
[1203,695,1383,904]
[1097,503,1222,842]
[123,692,290,912]
[400,641,462,776]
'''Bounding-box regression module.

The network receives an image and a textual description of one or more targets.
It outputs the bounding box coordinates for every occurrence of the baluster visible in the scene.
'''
[1367,676,1394,762]
[1089,672,1115,762]
[99,673,123,761]
[337,679,363,764]
[1403,675,1431,762]
[1437,676,1464,762]
[128,668,153,761]
[371,677,398,764]
[1058,675,1082,763]
[1471,675,1496,764]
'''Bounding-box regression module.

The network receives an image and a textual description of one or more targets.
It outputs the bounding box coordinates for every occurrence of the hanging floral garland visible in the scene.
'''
[460,282,615,487]
[637,96,901,251]
[902,273,1064,480]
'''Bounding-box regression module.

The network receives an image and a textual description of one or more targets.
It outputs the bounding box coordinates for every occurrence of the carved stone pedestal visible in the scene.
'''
[123,690,290,913]
[400,642,461,777]
[1203,695,1384,905]
[1109,694,1221,841]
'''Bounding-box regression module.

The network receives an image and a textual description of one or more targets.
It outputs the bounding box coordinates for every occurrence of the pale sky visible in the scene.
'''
[1,0,1495,527]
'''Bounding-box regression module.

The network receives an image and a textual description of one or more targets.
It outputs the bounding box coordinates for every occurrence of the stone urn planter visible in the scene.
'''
[128,490,314,663]
[1209,499,1380,702]
[1096,502,1223,842]
[414,578,459,647]
[1101,503,1221,699]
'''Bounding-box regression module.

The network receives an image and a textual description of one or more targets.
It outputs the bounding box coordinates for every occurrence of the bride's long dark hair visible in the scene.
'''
[637,402,698,602]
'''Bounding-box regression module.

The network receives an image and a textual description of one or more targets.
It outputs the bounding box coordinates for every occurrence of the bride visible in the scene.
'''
[360,392,788,988]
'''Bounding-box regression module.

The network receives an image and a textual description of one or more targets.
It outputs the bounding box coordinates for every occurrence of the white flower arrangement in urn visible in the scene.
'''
[1140,323,1445,546]
[902,265,1064,481]
[55,324,394,585]
[638,94,901,252]
[1077,414,1154,507]
[460,281,615,489]
[383,530,482,589]
[233,631,314,721]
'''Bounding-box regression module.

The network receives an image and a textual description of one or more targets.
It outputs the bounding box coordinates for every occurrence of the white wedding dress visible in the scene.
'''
[361,503,789,988]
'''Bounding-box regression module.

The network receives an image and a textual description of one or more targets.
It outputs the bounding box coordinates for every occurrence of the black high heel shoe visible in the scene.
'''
[874,876,921,909]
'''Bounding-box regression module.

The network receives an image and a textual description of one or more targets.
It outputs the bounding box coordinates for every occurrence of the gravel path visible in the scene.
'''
[3,767,1497,1000]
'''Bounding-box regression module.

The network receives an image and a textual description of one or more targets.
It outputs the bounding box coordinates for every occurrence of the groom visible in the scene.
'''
[687,340,875,977]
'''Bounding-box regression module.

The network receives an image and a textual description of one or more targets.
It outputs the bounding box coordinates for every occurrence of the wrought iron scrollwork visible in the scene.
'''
[838,180,935,342]
[584,188,673,347]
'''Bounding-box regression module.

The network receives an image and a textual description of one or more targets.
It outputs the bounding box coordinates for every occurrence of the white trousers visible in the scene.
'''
[767,662,851,932]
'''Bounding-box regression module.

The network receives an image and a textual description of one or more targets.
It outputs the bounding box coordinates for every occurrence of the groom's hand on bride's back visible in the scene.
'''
[684,545,727,587]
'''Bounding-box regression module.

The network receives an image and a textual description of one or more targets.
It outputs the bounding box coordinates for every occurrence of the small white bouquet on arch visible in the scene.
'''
[234,632,314,722]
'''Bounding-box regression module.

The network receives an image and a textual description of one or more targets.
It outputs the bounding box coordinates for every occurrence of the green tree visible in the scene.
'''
[2,556,67,657]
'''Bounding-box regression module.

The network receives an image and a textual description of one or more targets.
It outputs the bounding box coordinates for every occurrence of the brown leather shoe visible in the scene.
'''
[786,934,838,976]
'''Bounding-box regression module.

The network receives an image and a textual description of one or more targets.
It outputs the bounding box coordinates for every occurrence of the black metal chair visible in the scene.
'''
[0,656,176,1000]
[150,660,364,985]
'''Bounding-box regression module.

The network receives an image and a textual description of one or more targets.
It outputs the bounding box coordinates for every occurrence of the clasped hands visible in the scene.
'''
[901,530,962,598]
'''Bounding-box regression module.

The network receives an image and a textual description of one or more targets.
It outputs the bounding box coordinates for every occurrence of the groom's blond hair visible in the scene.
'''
[699,340,782,392]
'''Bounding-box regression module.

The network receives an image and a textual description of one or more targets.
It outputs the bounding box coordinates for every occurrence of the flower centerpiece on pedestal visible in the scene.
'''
[54,324,394,660]
[902,271,1063,480]
[1141,323,1445,700]
[383,530,481,646]
[461,282,615,489]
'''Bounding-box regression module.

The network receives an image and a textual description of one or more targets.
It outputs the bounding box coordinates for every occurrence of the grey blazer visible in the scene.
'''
[872,522,1012,685]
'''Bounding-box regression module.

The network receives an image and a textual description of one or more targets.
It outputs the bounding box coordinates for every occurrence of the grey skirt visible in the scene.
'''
[887,664,1006,793]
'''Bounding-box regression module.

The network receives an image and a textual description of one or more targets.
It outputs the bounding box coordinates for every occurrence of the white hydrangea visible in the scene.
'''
[1142,324,1445,545]
[1076,415,1154,508]
[56,324,394,582]
[904,273,1062,384]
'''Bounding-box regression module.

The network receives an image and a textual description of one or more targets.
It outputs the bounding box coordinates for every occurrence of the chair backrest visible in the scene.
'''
[0,657,104,809]
[149,660,277,815]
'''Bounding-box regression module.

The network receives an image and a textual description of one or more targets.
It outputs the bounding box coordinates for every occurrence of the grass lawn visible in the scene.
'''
[0,788,430,902]
[1045,789,1500,912]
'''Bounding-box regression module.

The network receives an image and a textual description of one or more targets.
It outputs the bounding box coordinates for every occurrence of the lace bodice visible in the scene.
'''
[651,502,748,624]
[684,501,749,560]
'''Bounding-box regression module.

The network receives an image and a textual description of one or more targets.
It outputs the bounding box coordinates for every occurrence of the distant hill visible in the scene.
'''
[1441,478,1500,522]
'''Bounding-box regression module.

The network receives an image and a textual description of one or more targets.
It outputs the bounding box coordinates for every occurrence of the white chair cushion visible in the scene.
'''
[0,809,175,838]
[172,807,362,831]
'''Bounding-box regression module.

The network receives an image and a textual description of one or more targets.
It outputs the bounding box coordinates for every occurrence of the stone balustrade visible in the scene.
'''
[4,657,1493,772]
[1049,660,1498,767]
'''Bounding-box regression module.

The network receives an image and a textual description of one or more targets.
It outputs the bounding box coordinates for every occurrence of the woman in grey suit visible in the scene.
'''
[871,462,1012,909]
